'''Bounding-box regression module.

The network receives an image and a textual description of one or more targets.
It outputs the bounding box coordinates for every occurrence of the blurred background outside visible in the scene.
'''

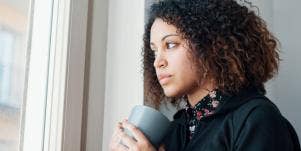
[0,0,29,150]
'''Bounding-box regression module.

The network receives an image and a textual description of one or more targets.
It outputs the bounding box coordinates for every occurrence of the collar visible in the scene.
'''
[185,90,225,121]
[185,90,226,139]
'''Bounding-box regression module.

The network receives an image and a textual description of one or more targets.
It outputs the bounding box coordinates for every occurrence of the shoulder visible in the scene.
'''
[229,97,288,139]
[231,96,292,139]
[232,96,282,125]
[231,97,301,150]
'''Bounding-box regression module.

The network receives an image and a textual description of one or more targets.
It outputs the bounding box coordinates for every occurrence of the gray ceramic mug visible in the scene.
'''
[125,105,170,149]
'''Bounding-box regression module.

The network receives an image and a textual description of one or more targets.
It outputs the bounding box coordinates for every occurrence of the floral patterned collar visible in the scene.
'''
[185,90,224,140]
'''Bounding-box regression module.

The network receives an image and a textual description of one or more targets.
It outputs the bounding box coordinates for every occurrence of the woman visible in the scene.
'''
[110,0,301,150]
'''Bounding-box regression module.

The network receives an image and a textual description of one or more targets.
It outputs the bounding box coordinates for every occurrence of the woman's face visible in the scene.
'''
[150,18,202,98]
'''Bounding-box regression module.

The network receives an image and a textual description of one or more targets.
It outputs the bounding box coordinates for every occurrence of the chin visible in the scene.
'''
[163,87,182,97]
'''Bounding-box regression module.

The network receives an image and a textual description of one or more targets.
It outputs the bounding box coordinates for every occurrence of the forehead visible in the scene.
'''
[150,18,178,41]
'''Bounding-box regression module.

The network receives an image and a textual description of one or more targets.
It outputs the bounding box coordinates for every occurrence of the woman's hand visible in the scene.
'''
[109,119,165,151]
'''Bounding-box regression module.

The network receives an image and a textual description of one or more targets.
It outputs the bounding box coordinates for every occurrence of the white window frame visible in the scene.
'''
[21,0,88,150]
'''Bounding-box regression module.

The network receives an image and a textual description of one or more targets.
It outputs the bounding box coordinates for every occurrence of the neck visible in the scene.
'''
[187,82,215,107]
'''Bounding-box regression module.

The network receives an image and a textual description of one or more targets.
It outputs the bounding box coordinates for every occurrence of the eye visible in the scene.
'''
[166,42,177,49]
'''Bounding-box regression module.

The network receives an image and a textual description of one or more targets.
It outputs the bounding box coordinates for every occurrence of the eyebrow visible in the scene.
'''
[150,34,180,47]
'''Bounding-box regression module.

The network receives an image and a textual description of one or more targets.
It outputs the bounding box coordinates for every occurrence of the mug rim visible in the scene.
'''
[132,105,170,122]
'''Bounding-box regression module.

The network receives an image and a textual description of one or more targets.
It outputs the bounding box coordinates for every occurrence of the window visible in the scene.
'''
[0,0,30,150]
[0,0,88,150]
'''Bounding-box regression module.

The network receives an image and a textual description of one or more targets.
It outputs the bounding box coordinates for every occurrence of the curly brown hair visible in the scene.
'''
[142,0,280,109]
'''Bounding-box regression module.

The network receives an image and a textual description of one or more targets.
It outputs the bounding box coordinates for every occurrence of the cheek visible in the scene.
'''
[162,58,199,97]
[160,46,201,97]
[175,51,199,86]
[177,66,199,92]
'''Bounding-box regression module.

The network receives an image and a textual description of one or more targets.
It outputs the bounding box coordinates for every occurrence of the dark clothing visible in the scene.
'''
[162,87,301,151]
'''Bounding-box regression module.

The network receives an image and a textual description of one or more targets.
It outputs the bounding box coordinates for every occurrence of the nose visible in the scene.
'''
[153,53,167,69]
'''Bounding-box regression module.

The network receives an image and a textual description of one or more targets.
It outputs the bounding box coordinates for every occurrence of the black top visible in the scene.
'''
[162,87,301,151]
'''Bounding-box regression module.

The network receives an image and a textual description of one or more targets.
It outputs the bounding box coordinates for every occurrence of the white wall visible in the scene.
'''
[84,0,145,150]
[272,0,301,139]
[102,0,145,150]
[83,0,108,150]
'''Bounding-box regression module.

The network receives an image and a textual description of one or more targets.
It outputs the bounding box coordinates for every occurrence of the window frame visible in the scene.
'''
[21,0,88,150]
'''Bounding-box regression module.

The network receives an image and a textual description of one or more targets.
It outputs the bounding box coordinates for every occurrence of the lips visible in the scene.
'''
[158,74,172,84]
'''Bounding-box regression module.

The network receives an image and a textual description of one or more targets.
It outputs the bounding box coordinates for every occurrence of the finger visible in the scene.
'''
[113,122,122,133]
[114,142,128,151]
[118,129,136,147]
[122,120,148,142]
[111,122,124,143]
[110,139,127,151]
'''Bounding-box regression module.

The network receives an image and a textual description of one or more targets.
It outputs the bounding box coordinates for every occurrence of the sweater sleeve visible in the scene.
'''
[234,104,299,151]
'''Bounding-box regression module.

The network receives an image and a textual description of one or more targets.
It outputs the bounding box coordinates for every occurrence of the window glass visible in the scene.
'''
[0,0,30,150]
